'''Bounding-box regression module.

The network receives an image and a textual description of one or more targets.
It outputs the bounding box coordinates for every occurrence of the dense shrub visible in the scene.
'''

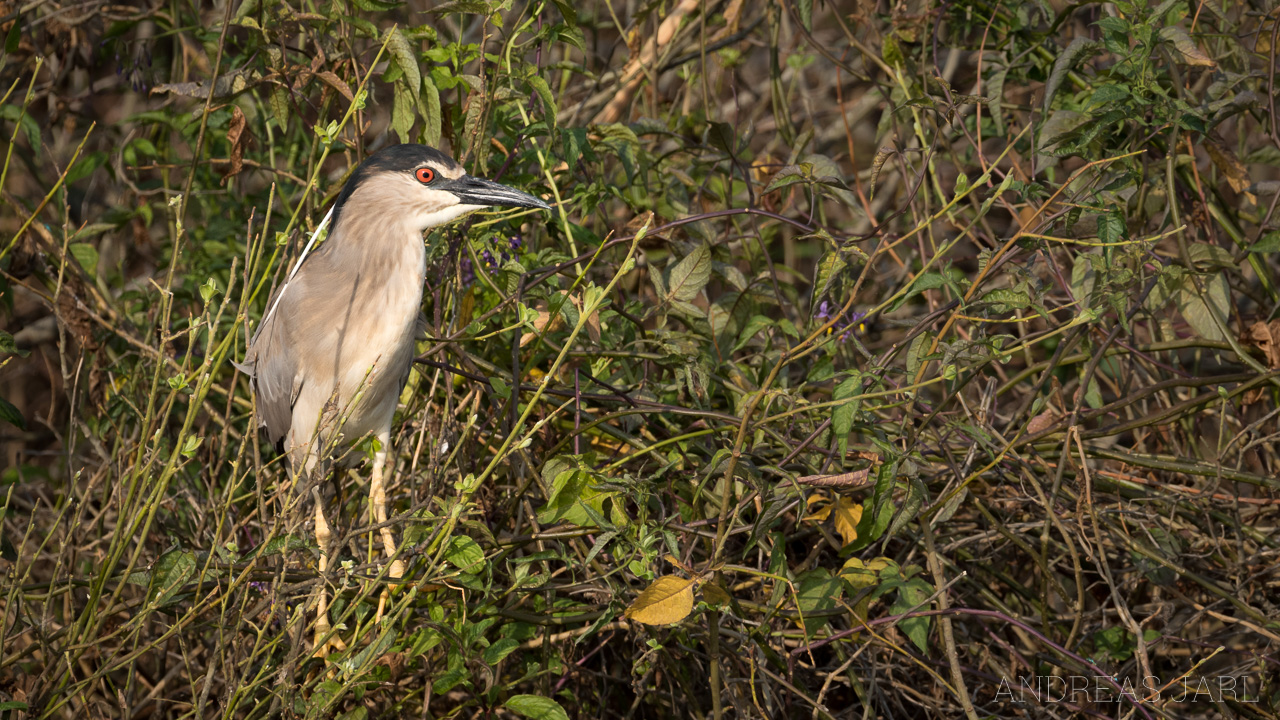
[1,0,1278,717]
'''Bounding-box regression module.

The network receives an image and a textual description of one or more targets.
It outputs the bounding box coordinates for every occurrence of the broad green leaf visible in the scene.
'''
[1176,273,1231,342]
[149,549,196,607]
[795,568,842,633]
[483,638,520,665]
[890,576,934,652]
[831,373,863,457]
[0,397,25,430]
[505,695,569,720]
[385,27,420,101]
[1043,37,1099,114]
[667,244,712,302]
[812,251,847,304]
[445,535,484,573]
[69,242,99,278]
[418,76,442,147]
[1159,26,1215,66]
[1095,210,1126,244]
[624,575,697,625]
[528,75,556,132]
[392,79,415,144]
[1249,231,1280,253]
[1089,84,1130,106]
[270,86,290,131]
[905,332,932,382]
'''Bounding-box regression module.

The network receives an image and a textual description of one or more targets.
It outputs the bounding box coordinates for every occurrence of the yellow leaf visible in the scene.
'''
[832,498,863,546]
[624,575,697,625]
[805,496,862,546]
[701,581,731,607]
[840,556,887,588]
[803,501,832,523]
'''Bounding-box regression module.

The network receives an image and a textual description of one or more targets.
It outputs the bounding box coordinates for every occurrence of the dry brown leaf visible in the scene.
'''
[223,106,248,183]
[518,296,565,347]
[570,294,602,344]
[1243,319,1280,368]
[1026,411,1060,436]
[624,575,697,625]
[1204,138,1255,203]
[315,71,354,101]
[796,469,872,487]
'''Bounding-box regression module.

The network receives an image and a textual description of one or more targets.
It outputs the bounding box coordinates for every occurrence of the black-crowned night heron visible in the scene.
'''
[238,144,549,656]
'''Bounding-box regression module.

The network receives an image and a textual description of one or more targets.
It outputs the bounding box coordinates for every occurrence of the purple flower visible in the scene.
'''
[459,254,475,287]
[816,302,866,342]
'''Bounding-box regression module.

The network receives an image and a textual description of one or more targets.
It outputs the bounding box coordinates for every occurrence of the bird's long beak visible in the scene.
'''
[443,175,551,210]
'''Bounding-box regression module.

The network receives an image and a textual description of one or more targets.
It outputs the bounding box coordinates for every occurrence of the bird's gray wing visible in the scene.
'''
[241,283,302,449]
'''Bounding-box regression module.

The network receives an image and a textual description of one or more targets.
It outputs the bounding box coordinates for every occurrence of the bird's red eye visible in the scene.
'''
[415,167,435,184]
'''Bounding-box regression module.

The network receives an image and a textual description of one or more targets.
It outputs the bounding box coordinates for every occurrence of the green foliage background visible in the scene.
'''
[1,0,1279,717]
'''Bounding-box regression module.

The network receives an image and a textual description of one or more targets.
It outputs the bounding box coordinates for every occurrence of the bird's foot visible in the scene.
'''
[373,558,406,624]
[313,616,349,659]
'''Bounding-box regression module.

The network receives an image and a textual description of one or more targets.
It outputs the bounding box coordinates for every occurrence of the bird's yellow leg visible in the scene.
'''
[371,433,404,623]
[312,486,347,657]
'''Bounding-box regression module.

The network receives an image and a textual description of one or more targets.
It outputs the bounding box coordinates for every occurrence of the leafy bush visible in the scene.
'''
[1,0,1278,717]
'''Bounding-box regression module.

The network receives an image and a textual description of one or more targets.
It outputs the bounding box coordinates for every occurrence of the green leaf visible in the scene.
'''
[66,151,107,185]
[1186,241,1235,270]
[1176,273,1231,342]
[336,708,368,720]
[1089,84,1130,106]
[419,76,442,147]
[392,79,415,145]
[1043,37,1099,114]
[666,244,712,303]
[180,434,203,458]
[505,695,569,720]
[528,74,556,132]
[384,27,420,101]
[905,332,932,382]
[148,549,196,607]
[796,0,813,30]
[69,242,99,278]
[733,315,774,352]
[795,568,842,633]
[4,17,20,54]
[0,330,30,358]
[1159,26,1215,66]
[445,535,484,573]
[427,0,495,14]
[270,86,290,131]
[812,250,847,304]
[348,0,403,9]
[890,576,934,652]
[0,397,25,430]
[1249,231,1280,253]
[831,373,863,458]
[1095,210,1126,245]
[483,638,520,665]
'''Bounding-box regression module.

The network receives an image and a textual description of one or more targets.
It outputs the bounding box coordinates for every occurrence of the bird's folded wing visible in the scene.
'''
[243,293,301,448]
